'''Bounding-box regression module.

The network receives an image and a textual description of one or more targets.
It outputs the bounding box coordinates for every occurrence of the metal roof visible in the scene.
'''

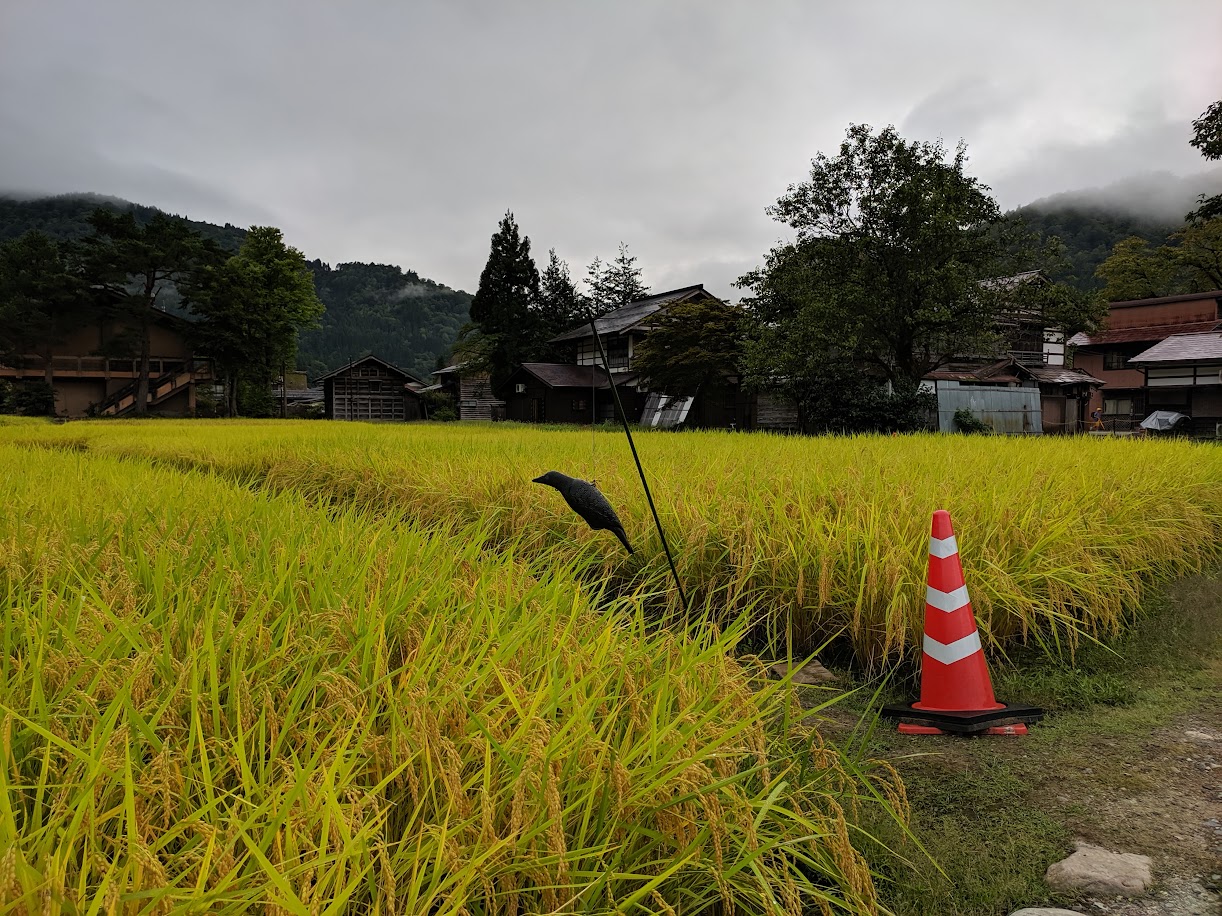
[1129,332,1222,364]
[509,363,615,389]
[314,354,427,385]
[549,285,713,342]
[1026,365,1104,386]
[1067,320,1221,347]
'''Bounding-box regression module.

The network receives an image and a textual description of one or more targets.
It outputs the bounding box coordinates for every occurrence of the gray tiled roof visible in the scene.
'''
[513,363,614,389]
[549,285,711,342]
[1129,332,1222,364]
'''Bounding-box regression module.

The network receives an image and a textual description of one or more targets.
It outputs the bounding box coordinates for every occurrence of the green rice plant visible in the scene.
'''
[0,443,902,914]
[6,419,1219,667]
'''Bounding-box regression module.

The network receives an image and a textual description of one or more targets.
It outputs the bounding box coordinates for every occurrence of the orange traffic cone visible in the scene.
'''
[882,510,1042,736]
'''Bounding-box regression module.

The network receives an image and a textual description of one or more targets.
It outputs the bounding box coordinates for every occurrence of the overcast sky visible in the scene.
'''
[2,1,1220,298]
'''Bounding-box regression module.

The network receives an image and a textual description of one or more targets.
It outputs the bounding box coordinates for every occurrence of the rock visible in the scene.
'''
[1045,842,1153,897]
[768,658,837,685]
[1009,909,1087,916]
[1184,729,1218,742]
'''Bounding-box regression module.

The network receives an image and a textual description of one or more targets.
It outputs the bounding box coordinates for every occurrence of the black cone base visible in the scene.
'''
[881,702,1043,735]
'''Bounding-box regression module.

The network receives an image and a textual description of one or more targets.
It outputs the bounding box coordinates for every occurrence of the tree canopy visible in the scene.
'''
[0,231,89,384]
[81,210,222,413]
[185,227,324,416]
[740,125,1028,391]
[632,298,746,398]
[1189,98,1222,221]
[586,243,649,310]
[1094,219,1222,300]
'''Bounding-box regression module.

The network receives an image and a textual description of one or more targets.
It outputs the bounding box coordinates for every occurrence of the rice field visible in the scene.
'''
[0,429,905,914]
[5,419,1219,663]
[1,418,1217,913]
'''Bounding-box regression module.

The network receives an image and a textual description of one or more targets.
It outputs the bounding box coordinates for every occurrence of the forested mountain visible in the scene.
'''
[0,193,248,251]
[299,261,470,382]
[1,193,469,380]
[1007,204,1178,291]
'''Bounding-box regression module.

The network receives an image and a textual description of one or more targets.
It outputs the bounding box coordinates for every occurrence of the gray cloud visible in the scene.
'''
[2,0,1220,300]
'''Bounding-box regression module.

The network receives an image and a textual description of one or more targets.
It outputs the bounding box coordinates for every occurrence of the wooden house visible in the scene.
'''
[0,307,211,417]
[543,285,799,430]
[317,355,426,421]
[497,363,619,424]
[1069,290,1222,430]
[432,364,506,421]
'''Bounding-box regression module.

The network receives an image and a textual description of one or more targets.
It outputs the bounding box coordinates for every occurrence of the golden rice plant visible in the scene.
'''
[0,443,901,914]
[6,419,1219,666]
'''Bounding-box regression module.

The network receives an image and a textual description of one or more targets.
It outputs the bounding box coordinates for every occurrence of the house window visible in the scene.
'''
[575,337,629,370]
[1103,397,1132,416]
[571,398,588,413]
[1103,351,1128,370]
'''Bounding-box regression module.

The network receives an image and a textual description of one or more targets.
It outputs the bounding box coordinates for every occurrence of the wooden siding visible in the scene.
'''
[458,374,505,421]
[752,393,800,432]
[326,363,422,421]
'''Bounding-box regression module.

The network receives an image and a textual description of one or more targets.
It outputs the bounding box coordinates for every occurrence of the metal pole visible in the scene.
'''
[590,321,689,613]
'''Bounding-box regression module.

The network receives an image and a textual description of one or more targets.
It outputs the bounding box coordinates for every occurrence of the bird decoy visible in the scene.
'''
[532,470,634,554]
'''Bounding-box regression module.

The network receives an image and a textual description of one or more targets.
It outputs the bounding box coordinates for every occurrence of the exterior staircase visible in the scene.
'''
[95,360,210,417]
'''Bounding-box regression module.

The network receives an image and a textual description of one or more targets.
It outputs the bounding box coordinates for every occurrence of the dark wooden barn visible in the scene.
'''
[317,355,426,421]
[498,363,617,424]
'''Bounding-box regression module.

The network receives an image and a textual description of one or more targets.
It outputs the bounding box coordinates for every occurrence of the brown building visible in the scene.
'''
[318,355,426,421]
[499,363,618,424]
[0,308,210,417]
[1129,332,1222,438]
[1068,290,1222,429]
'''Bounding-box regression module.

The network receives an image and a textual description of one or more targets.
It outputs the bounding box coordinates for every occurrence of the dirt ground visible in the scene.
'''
[799,573,1222,915]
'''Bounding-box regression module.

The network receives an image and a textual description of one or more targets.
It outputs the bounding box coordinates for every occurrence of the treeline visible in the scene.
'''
[0,209,322,416]
[0,194,471,382]
[1006,205,1178,291]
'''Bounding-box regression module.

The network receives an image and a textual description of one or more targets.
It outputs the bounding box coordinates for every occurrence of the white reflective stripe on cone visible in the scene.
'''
[923,630,982,665]
[926,584,970,613]
[928,534,959,558]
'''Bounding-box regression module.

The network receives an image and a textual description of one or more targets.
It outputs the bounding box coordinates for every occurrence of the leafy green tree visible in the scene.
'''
[0,231,90,391]
[632,298,746,397]
[1189,99,1222,221]
[586,243,649,309]
[1095,219,1222,300]
[458,211,542,384]
[739,124,1029,417]
[81,209,220,414]
[185,227,324,416]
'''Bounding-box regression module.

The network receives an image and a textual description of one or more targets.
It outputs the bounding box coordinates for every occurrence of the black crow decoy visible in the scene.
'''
[532,471,634,554]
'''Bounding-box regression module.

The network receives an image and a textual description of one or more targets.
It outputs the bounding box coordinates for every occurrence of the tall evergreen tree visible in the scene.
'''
[80,209,220,414]
[539,248,586,331]
[459,211,541,383]
[586,243,649,310]
[0,231,89,389]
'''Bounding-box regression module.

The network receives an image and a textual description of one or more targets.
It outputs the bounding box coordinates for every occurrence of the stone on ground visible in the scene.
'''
[1009,908,1087,916]
[768,658,837,685]
[1045,842,1153,897]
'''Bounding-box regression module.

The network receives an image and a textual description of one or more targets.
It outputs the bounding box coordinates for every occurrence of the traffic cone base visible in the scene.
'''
[881,509,1042,737]
[898,722,1030,737]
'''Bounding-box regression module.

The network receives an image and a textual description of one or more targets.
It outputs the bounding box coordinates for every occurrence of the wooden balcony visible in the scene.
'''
[0,355,192,379]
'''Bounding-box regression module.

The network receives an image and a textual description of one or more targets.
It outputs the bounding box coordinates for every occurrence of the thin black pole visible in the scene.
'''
[590,321,690,613]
